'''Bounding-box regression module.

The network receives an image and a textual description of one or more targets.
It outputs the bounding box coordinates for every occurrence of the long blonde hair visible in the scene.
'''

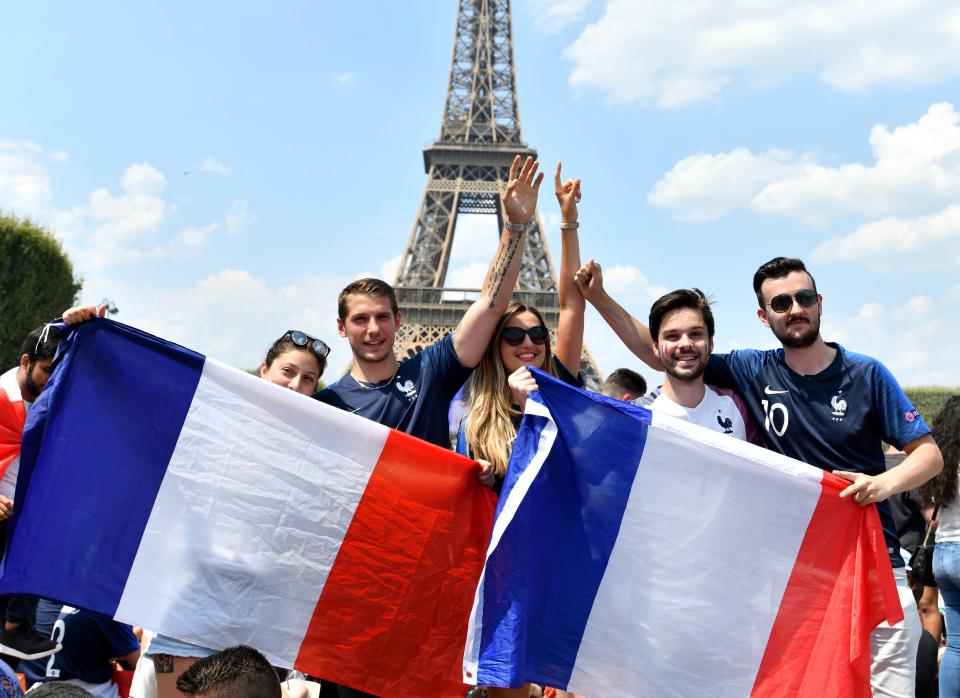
[465,303,557,476]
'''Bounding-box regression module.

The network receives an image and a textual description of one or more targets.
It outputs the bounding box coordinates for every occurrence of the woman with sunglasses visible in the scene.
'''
[457,162,586,497]
[259,330,330,395]
[458,168,587,698]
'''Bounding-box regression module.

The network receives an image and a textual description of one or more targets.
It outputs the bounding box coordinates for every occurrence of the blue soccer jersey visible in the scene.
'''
[706,343,930,567]
[316,334,472,448]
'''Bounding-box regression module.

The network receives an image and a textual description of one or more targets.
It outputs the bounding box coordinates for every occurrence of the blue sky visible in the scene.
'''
[2,0,958,390]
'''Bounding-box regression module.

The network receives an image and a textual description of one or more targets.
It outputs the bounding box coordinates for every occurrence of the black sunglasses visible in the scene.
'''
[277,330,331,359]
[767,289,818,314]
[501,326,549,346]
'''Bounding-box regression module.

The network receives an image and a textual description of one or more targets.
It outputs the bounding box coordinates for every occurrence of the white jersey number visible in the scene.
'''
[761,399,789,437]
[45,618,66,678]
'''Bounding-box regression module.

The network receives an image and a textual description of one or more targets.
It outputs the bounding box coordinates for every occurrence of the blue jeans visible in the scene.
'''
[935,542,960,696]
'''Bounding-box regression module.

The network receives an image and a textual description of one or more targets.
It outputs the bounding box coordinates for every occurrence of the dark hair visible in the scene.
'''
[920,396,960,508]
[752,257,817,307]
[601,368,647,400]
[23,684,93,697]
[176,645,281,698]
[648,288,715,341]
[19,324,63,364]
[337,278,399,320]
[264,335,327,375]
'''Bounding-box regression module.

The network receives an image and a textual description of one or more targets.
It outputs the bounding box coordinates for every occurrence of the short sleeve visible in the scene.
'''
[421,335,474,402]
[706,350,765,394]
[93,616,140,658]
[554,358,584,388]
[871,360,931,449]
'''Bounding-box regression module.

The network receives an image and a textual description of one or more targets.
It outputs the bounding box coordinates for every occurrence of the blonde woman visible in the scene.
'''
[456,161,585,493]
[456,163,588,698]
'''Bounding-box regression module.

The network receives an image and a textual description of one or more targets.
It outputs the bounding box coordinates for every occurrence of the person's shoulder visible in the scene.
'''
[315,379,352,405]
[834,344,897,383]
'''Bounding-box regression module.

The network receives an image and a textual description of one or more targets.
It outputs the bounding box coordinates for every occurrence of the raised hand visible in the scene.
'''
[62,304,108,325]
[554,162,581,224]
[502,155,544,225]
[574,259,605,303]
[507,365,539,410]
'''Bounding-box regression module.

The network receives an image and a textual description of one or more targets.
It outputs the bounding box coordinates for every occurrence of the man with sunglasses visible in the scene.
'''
[576,255,942,696]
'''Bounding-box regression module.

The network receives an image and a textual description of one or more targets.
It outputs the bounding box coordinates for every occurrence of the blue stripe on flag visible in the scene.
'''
[0,319,204,614]
[476,369,652,689]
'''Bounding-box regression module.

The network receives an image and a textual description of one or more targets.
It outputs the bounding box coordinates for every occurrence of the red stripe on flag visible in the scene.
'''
[0,388,26,481]
[751,472,903,698]
[295,430,496,697]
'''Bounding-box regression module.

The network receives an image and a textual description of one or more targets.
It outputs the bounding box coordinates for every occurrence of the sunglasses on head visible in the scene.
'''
[277,330,331,359]
[501,326,549,346]
[767,289,818,314]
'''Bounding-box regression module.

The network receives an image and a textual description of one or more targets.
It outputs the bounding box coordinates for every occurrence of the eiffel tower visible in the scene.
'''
[393,0,602,389]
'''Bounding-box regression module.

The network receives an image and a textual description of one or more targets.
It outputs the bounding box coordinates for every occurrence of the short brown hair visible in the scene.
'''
[337,278,399,320]
[648,288,715,341]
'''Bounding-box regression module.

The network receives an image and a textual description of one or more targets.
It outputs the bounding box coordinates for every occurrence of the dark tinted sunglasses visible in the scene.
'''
[278,330,331,359]
[501,326,549,346]
[767,289,818,314]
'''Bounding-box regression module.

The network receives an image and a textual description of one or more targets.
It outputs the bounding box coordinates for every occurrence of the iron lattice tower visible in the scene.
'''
[393,0,602,388]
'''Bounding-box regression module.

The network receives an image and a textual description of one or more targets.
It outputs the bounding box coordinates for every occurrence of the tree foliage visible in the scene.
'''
[0,212,82,368]
[905,387,960,423]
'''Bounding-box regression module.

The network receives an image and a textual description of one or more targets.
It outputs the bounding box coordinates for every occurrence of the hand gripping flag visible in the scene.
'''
[0,319,496,697]
[463,370,902,698]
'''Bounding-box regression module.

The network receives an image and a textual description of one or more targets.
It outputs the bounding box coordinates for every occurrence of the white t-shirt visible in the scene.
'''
[641,383,761,444]
[0,366,29,500]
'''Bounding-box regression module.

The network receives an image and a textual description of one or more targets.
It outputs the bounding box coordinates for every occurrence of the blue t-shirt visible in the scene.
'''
[706,343,931,567]
[315,334,472,448]
[21,607,139,686]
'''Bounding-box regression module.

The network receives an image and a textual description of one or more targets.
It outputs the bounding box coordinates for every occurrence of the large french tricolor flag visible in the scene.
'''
[0,319,496,697]
[464,370,902,697]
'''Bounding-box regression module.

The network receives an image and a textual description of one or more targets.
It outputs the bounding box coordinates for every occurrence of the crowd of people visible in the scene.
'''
[0,151,956,697]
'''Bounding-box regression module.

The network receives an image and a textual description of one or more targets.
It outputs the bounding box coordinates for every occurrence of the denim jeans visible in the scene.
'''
[935,541,960,696]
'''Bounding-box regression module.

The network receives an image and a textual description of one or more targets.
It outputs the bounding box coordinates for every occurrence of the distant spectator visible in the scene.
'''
[175,646,280,698]
[24,683,92,697]
[0,324,64,662]
[600,368,647,402]
[20,606,138,698]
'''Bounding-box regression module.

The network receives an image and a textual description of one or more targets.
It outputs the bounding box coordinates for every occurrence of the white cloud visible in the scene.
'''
[0,140,54,216]
[530,0,592,33]
[103,269,350,376]
[651,103,960,232]
[565,1,960,107]
[811,203,960,272]
[336,72,354,86]
[380,254,402,283]
[225,199,250,236]
[446,261,489,288]
[49,151,69,163]
[950,282,960,303]
[649,148,812,222]
[820,296,958,385]
[196,156,232,177]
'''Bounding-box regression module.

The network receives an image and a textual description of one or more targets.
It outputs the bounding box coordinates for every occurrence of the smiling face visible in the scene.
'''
[499,310,548,374]
[655,307,713,382]
[757,270,822,349]
[337,293,399,364]
[259,348,322,395]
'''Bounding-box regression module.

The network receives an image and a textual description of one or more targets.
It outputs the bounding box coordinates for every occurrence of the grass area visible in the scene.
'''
[905,387,960,421]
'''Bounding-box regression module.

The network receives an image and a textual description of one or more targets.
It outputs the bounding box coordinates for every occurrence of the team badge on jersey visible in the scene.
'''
[830,392,848,422]
[396,379,418,402]
[904,409,919,423]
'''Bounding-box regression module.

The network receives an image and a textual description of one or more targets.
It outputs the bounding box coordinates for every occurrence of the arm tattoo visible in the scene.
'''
[486,232,523,308]
[153,653,174,673]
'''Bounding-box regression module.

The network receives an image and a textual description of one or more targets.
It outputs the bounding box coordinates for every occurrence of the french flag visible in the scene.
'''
[0,319,496,697]
[464,370,903,697]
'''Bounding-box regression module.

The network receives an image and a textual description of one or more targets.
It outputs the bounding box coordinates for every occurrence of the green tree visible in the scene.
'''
[0,212,82,368]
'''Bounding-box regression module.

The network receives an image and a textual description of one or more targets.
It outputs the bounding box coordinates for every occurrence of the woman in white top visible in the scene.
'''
[924,396,960,696]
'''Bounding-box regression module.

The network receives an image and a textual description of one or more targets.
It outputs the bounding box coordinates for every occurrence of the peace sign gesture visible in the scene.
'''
[502,155,544,225]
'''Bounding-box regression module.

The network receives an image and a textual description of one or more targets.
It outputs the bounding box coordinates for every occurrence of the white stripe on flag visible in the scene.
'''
[115,360,390,664]
[565,411,825,696]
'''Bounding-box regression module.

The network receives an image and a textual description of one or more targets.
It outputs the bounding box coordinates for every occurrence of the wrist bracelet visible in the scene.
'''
[505,220,530,232]
[560,221,579,229]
